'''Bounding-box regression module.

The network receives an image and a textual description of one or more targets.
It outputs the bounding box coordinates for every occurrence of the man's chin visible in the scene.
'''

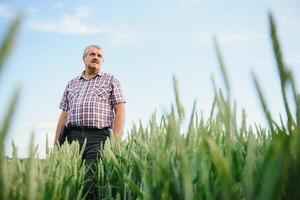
[88,65,99,70]
[87,66,101,73]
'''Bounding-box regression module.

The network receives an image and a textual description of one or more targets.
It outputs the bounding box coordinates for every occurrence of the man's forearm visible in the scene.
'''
[113,103,125,136]
[54,122,64,144]
[54,111,68,145]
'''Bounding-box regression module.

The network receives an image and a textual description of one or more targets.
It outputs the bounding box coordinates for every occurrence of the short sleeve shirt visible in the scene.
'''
[59,72,126,129]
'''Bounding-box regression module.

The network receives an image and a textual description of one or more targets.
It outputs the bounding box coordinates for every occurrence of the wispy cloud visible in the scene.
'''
[288,58,300,66]
[193,31,264,44]
[109,26,155,47]
[279,16,300,32]
[269,1,300,31]
[28,16,100,35]
[26,6,155,46]
[218,33,264,44]
[27,6,100,35]
[74,6,90,18]
[25,6,38,14]
[0,3,15,19]
[149,0,203,5]
[52,2,63,9]
[192,32,211,43]
[177,0,204,7]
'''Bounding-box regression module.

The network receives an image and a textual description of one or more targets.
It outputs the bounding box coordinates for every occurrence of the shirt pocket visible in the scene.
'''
[68,87,80,101]
[92,85,110,100]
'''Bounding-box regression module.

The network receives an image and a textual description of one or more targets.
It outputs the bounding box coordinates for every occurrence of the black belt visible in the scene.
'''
[67,126,111,132]
[59,126,111,146]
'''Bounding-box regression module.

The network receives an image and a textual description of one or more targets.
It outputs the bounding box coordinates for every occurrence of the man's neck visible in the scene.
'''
[84,69,100,80]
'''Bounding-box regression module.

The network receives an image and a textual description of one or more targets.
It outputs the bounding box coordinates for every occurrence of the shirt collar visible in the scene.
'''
[80,70,103,80]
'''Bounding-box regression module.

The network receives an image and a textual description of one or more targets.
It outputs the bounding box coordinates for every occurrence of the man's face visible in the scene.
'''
[83,47,104,72]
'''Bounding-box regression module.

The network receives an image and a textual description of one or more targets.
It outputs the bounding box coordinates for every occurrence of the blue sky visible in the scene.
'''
[0,0,299,158]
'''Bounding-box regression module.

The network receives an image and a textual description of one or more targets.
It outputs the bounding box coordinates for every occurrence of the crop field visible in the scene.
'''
[0,14,299,200]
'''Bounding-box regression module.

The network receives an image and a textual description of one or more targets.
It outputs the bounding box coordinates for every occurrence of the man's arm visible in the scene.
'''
[113,103,125,137]
[53,111,68,145]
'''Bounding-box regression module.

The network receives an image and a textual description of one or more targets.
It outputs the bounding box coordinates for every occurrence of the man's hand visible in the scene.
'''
[54,111,67,145]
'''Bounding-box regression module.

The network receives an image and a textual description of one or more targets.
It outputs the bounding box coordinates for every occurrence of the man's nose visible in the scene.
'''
[92,55,99,60]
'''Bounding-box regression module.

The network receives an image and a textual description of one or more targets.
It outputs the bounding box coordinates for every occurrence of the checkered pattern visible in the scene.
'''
[59,72,126,129]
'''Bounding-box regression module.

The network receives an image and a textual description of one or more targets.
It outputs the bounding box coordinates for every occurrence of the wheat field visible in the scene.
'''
[0,14,299,200]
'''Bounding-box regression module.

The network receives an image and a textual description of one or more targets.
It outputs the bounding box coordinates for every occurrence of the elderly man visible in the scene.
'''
[54,44,126,198]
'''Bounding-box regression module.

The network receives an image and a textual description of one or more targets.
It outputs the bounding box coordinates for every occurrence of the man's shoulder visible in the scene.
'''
[102,72,123,81]
[100,72,123,87]
[71,75,82,81]
[67,75,82,86]
[101,72,119,83]
[101,72,114,79]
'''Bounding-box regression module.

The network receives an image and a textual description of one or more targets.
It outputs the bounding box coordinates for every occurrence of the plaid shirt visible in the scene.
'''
[59,71,126,129]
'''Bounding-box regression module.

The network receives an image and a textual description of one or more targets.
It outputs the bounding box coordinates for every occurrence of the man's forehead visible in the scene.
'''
[87,47,104,55]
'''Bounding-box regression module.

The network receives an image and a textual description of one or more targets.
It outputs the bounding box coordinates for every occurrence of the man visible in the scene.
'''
[54,44,126,198]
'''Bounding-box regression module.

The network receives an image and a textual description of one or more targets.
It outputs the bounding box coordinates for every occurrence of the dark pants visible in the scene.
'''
[66,126,111,200]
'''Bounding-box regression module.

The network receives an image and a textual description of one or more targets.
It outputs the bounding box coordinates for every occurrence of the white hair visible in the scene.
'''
[83,44,102,58]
